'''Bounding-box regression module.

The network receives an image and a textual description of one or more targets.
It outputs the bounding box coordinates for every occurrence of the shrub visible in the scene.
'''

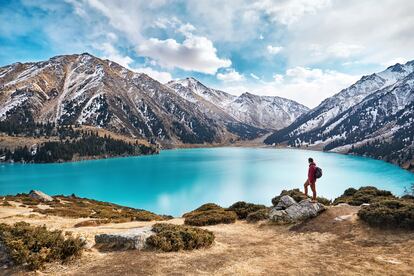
[246,208,270,223]
[182,203,222,218]
[358,199,414,229]
[0,222,84,270]
[316,197,332,206]
[226,201,267,219]
[334,186,395,206]
[74,220,108,228]
[1,201,12,207]
[183,204,237,226]
[184,209,237,226]
[272,189,307,206]
[146,223,214,252]
[272,189,331,206]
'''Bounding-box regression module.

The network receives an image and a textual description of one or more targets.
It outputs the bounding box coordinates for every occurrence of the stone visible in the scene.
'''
[269,209,292,223]
[334,215,353,221]
[95,227,154,250]
[29,190,53,202]
[269,198,325,223]
[276,195,297,209]
[79,236,94,250]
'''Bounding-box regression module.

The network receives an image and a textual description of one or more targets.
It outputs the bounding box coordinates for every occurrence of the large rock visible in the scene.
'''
[29,190,53,202]
[269,196,325,223]
[95,227,154,250]
[276,195,297,209]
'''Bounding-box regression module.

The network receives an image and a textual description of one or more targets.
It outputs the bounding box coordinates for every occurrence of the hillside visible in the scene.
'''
[265,61,414,170]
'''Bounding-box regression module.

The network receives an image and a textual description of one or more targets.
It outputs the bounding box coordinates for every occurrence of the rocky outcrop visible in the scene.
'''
[94,227,154,250]
[29,190,53,202]
[269,196,326,223]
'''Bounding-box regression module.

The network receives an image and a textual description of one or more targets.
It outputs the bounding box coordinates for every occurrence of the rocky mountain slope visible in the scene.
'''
[265,61,414,168]
[0,53,277,146]
[167,78,309,130]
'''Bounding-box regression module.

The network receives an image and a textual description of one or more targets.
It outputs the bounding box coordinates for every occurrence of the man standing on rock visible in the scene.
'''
[304,158,317,202]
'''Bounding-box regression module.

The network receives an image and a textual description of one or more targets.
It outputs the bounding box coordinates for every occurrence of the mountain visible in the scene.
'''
[167,78,309,130]
[0,54,279,146]
[265,61,414,168]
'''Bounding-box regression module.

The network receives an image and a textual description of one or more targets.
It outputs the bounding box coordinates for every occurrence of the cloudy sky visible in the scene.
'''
[1,0,414,107]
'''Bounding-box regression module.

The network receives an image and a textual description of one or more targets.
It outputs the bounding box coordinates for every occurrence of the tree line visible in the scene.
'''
[0,133,157,163]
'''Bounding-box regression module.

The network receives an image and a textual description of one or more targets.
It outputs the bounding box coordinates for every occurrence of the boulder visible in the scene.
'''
[269,209,292,224]
[29,190,53,202]
[276,195,297,209]
[95,227,154,250]
[269,196,325,223]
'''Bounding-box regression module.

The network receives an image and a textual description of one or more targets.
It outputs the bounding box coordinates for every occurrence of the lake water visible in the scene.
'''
[1,147,413,216]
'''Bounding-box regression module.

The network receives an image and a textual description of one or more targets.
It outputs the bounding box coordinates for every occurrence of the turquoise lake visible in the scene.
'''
[1,147,413,216]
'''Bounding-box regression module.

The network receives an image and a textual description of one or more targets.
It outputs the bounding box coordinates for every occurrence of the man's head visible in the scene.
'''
[308,157,314,164]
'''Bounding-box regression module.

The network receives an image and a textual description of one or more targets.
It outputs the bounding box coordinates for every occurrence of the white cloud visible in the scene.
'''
[95,42,134,69]
[135,67,172,83]
[267,45,283,55]
[138,35,231,74]
[94,41,172,83]
[327,43,363,58]
[250,73,260,80]
[217,68,245,82]
[285,0,414,66]
[253,0,331,25]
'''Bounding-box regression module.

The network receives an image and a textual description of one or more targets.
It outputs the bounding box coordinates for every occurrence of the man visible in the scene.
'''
[304,157,317,202]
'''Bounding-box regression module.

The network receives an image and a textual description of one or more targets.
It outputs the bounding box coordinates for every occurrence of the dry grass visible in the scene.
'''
[4,193,169,224]
[2,204,414,275]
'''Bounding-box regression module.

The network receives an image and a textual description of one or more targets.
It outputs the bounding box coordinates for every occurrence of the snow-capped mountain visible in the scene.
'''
[265,61,414,168]
[167,78,309,130]
[0,53,266,145]
[167,77,236,106]
[224,92,310,130]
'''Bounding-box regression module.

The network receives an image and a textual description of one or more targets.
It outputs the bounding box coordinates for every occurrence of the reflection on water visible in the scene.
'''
[0,148,413,216]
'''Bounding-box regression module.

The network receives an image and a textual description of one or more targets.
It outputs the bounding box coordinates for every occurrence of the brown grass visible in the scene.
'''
[4,193,168,224]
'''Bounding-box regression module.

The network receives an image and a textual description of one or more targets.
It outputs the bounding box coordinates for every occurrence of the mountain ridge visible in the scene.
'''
[0,53,308,147]
[265,60,414,170]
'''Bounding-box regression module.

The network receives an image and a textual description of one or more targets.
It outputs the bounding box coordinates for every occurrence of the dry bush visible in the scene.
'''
[74,220,108,228]
[0,222,84,270]
[246,208,270,223]
[146,223,214,252]
[358,199,414,229]
[272,189,331,206]
[227,201,267,219]
[1,201,12,207]
[334,186,395,206]
[182,203,222,218]
[184,209,237,226]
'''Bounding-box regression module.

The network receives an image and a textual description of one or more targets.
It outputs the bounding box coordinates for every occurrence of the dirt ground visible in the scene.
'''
[1,203,414,276]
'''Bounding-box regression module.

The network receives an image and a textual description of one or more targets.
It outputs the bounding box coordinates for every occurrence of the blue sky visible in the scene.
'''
[1,0,414,107]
